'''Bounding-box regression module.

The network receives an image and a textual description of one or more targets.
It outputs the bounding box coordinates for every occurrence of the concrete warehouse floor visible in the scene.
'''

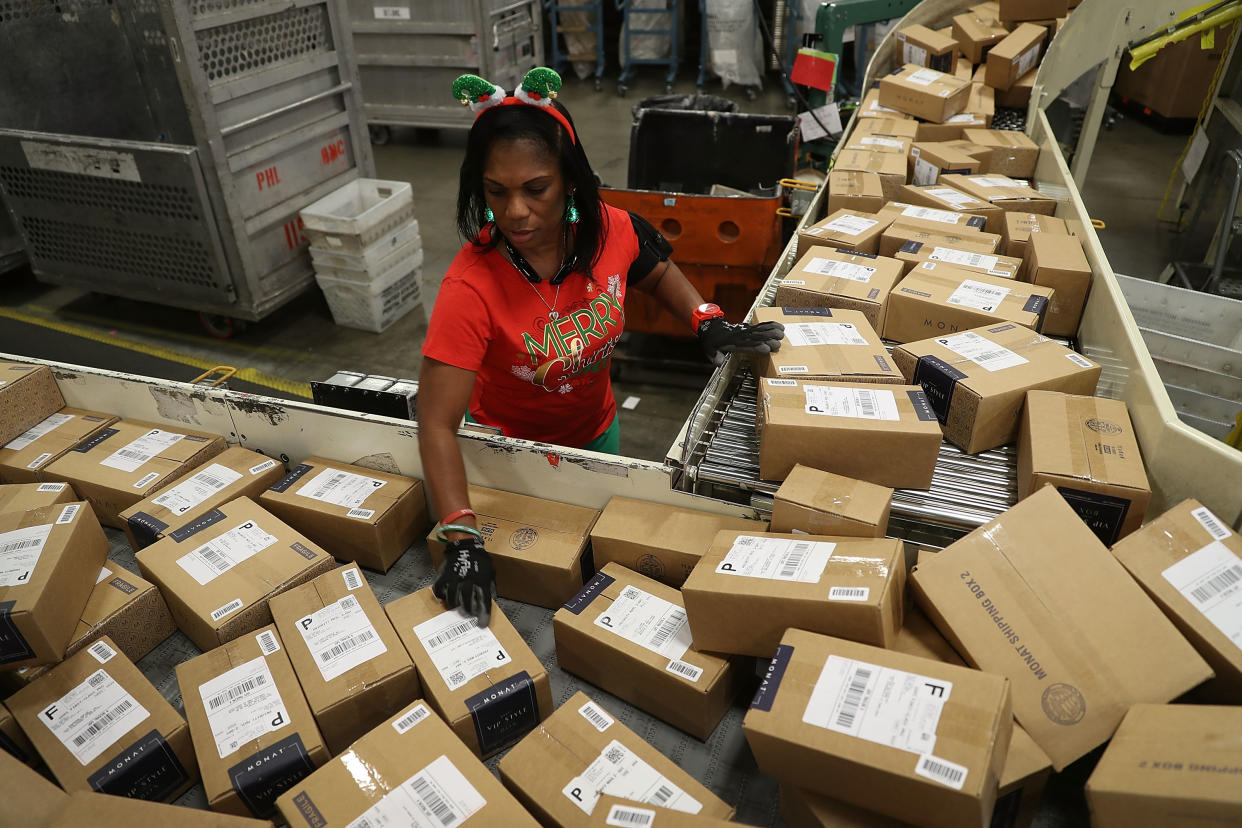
[0,72,1189,463]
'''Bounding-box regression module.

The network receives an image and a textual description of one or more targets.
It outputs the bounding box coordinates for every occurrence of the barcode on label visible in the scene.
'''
[113,448,150,465]
[319,629,377,663]
[133,471,160,489]
[88,641,116,663]
[666,659,703,682]
[249,459,277,475]
[858,393,877,418]
[36,483,64,492]
[768,379,799,386]
[206,673,267,710]
[1190,566,1242,604]
[347,508,375,519]
[56,504,80,524]
[1065,353,1093,368]
[27,452,53,468]
[836,667,872,729]
[72,699,133,748]
[579,700,614,732]
[781,542,813,578]
[392,704,431,734]
[607,804,656,827]
[1192,507,1231,541]
[829,586,871,602]
[649,609,686,650]
[197,543,232,574]
[916,754,968,790]
[650,784,676,806]
[425,620,476,649]
[0,536,44,555]
[256,629,280,655]
[342,567,363,590]
[211,598,244,622]
[411,774,457,826]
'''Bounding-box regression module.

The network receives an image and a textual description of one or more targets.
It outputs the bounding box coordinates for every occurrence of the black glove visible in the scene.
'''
[433,537,497,626]
[697,317,785,366]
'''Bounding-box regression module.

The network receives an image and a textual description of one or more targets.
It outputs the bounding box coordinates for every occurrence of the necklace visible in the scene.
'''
[526,278,563,320]
[503,227,572,319]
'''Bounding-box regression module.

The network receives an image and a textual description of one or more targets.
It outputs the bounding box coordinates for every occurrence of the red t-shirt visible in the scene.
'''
[422,203,637,447]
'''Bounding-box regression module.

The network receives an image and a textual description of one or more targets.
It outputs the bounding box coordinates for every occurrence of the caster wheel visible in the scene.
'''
[198,312,243,340]
[369,125,391,146]
[594,78,602,92]
[617,83,627,97]
[664,83,674,94]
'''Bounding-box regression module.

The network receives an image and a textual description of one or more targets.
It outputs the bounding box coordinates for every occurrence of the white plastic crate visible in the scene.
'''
[313,236,424,287]
[300,178,415,252]
[317,260,423,333]
[310,219,421,271]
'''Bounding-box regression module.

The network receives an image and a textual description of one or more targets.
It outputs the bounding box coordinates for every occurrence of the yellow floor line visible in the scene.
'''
[0,306,313,399]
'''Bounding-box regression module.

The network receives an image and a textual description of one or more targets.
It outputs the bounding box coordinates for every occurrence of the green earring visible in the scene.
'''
[564,194,579,224]
[484,206,494,223]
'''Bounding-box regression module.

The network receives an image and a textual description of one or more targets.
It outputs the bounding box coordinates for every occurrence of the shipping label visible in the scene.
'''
[99,429,184,473]
[40,669,151,765]
[391,703,432,735]
[803,385,900,420]
[4,412,74,451]
[1162,541,1242,649]
[718,535,834,583]
[902,42,929,67]
[971,176,1018,188]
[346,755,486,828]
[906,67,942,86]
[946,279,1012,312]
[925,188,980,207]
[176,520,278,585]
[861,136,903,149]
[0,523,52,587]
[900,205,963,224]
[297,594,388,682]
[413,608,511,691]
[199,656,289,759]
[1192,506,1232,541]
[562,740,703,816]
[151,463,242,516]
[929,247,1001,271]
[913,157,940,187]
[785,322,870,348]
[295,468,386,509]
[593,585,692,662]
[822,214,880,236]
[804,257,875,283]
[936,331,1028,372]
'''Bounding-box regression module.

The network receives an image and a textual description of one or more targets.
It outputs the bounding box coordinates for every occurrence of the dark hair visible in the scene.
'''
[456,99,605,278]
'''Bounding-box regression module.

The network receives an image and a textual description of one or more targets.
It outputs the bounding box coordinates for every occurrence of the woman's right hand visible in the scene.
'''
[433,536,497,626]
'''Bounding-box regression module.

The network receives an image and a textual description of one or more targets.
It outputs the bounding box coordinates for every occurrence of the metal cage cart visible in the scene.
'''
[696,0,762,100]
[344,0,544,140]
[545,0,607,91]
[617,0,683,95]
[0,0,375,329]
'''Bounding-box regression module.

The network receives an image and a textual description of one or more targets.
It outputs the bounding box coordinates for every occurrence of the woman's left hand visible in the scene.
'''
[697,318,785,366]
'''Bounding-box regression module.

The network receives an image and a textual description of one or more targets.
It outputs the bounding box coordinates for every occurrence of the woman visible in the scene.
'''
[419,68,783,624]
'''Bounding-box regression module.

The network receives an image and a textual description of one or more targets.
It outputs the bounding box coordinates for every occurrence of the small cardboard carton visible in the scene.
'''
[1111,499,1242,702]
[0,481,75,514]
[827,169,886,215]
[898,183,1004,232]
[427,485,599,609]
[8,637,197,800]
[588,495,766,586]
[40,419,226,528]
[774,247,905,333]
[996,68,1037,108]
[896,24,959,74]
[844,133,913,157]
[1085,704,1242,827]
[1001,212,1068,259]
[0,747,69,828]
[386,586,553,758]
[832,149,909,202]
[0,361,65,448]
[0,409,118,484]
[911,487,1214,770]
[682,530,905,656]
[177,624,329,818]
[891,323,1101,454]
[259,456,429,572]
[796,208,889,257]
[743,629,1013,828]
[985,24,1046,91]
[880,222,998,262]
[878,64,972,123]
[119,446,287,551]
[754,307,901,384]
[961,129,1040,178]
[998,0,1067,24]
[268,565,421,755]
[940,175,1058,218]
[135,496,336,651]
[0,700,37,767]
[883,264,1053,342]
[953,59,974,82]
[1025,232,1092,336]
[0,501,107,668]
[756,378,943,487]
[910,142,984,186]
[556,563,741,739]
[45,791,271,828]
[876,202,991,245]
[965,83,997,126]
[914,110,991,142]
[895,241,1024,279]
[497,691,734,827]
[587,796,744,827]
[276,699,540,828]
[953,9,1009,63]
[1018,391,1150,543]
[857,89,914,121]
[852,117,920,140]
[770,464,892,538]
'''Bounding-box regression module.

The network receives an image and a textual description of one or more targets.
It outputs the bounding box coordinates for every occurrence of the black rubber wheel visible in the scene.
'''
[199,312,241,340]
[369,125,391,146]
[617,83,628,97]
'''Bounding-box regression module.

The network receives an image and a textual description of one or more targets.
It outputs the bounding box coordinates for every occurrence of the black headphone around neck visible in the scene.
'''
[502,236,579,285]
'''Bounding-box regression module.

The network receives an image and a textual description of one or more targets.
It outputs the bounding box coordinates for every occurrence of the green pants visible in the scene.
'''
[464,413,620,455]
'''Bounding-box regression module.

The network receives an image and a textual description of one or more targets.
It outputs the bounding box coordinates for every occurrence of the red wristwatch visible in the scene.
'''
[691,302,725,331]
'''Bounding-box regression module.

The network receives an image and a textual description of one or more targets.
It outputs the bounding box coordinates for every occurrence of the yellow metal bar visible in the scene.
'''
[1130,2,1242,69]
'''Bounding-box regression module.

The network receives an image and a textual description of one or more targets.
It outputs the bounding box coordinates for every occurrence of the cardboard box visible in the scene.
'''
[856,89,914,121]
[0,409,118,484]
[877,207,994,253]
[755,307,901,384]
[259,456,428,572]
[0,501,107,668]
[986,24,1046,90]
[881,227,1001,268]
[427,485,599,609]
[1111,499,1242,702]
[910,142,984,186]
[0,700,37,766]
[998,0,1067,24]
[177,624,329,818]
[588,496,766,586]
[0,481,76,514]
[1114,20,1236,119]
[41,419,226,529]
[0,746,69,828]
[774,247,905,333]
[742,628,1012,828]
[1025,232,1092,336]
[896,242,1022,280]
[953,59,974,82]
[898,183,1004,232]
[892,322,1101,453]
[587,796,743,827]
[960,129,1039,178]
[852,117,920,139]
[996,69,1037,107]
[896,24,958,74]
[682,530,905,656]
[1001,212,1068,259]
[781,786,907,828]
[135,496,336,651]
[833,149,909,202]
[1086,704,1242,827]
[1019,391,1150,543]
[953,10,1009,63]
[269,565,421,755]
[498,691,733,827]
[796,208,889,257]
[827,169,886,215]
[914,110,991,142]
[8,637,197,800]
[0,361,65,448]
[883,263,1052,342]
[966,83,997,125]
[770,464,892,538]
[386,586,552,757]
[757,378,943,487]
[878,64,971,123]
[120,446,287,551]
[911,486,1214,770]
[940,175,1058,220]
[45,791,271,828]
[555,563,741,739]
[844,132,913,157]
[276,699,540,828]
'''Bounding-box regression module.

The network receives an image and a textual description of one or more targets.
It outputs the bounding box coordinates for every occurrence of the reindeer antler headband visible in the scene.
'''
[452,67,576,145]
